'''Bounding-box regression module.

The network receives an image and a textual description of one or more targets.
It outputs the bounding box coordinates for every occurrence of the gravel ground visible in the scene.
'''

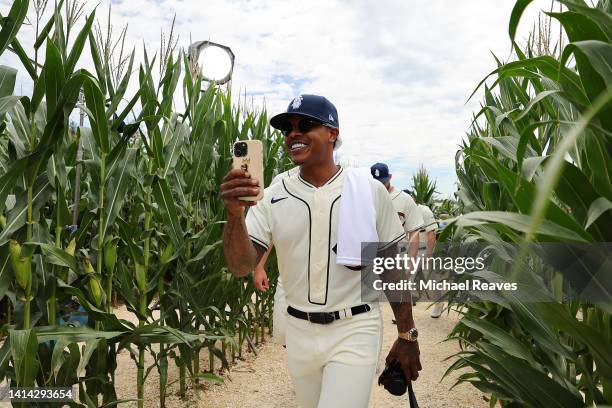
[110,303,489,408]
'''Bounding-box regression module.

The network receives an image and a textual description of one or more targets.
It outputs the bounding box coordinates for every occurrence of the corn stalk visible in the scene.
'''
[0,1,287,406]
[444,1,612,406]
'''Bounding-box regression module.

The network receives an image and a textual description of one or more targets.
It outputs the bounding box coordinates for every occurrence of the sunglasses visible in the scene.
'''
[278,118,333,136]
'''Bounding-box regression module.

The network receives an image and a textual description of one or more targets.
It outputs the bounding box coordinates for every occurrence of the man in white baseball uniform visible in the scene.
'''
[221,95,421,408]
[371,164,423,311]
[370,163,423,262]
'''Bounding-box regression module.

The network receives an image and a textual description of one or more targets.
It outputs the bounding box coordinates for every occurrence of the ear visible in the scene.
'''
[389,174,393,181]
[329,128,339,144]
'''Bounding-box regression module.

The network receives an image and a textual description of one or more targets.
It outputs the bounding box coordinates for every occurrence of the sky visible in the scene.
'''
[0,0,561,198]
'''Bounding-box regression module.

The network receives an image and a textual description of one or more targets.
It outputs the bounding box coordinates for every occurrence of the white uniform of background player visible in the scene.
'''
[416,203,442,317]
[389,187,424,254]
[246,167,405,408]
[370,164,424,277]
[417,204,437,250]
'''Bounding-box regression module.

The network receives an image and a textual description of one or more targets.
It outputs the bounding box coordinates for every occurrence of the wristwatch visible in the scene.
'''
[398,327,418,342]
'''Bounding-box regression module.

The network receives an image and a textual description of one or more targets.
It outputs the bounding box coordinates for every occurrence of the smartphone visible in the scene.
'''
[232,140,264,201]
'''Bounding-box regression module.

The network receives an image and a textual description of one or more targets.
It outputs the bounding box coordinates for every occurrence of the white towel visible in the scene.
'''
[336,167,379,266]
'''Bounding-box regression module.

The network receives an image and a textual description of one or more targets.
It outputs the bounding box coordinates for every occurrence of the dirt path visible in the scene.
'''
[111,303,488,407]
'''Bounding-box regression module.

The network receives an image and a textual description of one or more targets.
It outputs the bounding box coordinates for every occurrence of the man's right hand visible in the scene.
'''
[220,169,261,217]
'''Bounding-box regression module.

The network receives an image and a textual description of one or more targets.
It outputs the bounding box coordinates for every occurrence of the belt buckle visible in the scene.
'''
[308,312,335,324]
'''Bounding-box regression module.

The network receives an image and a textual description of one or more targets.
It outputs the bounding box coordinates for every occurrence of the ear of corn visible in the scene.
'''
[88,274,104,307]
[81,257,103,306]
[104,237,118,274]
[159,242,174,265]
[66,238,76,256]
[134,262,146,293]
[9,240,31,290]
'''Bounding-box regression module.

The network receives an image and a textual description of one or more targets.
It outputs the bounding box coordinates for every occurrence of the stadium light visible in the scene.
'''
[188,40,235,86]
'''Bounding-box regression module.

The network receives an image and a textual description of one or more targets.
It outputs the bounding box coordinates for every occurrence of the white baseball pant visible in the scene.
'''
[285,304,383,408]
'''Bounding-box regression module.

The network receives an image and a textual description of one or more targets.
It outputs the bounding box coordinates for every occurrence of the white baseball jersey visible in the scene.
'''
[418,204,437,249]
[388,187,424,236]
[271,166,299,186]
[246,166,405,313]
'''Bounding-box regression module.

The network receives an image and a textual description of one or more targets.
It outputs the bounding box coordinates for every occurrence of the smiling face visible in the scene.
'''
[282,115,339,166]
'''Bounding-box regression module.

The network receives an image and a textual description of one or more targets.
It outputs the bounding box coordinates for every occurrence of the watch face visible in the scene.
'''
[409,328,418,341]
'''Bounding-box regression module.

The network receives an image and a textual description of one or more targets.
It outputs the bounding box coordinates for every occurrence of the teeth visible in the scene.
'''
[291,143,307,151]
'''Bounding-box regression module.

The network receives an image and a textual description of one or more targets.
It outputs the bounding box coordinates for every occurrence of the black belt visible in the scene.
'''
[287,304,371,325]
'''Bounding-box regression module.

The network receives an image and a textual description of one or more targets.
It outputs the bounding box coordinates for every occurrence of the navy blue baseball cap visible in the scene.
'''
[371,163,391,184]
[270,94,342,150]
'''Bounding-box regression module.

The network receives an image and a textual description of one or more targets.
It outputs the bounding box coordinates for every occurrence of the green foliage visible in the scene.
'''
[411,164,437,206]
[0,2,289,406]
[446,0,612,406]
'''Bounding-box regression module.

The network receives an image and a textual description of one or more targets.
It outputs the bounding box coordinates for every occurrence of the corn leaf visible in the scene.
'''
[460,314,533,362]
[64,11,95,77]
[0,0,29,56]
[39,70,91,152]
[537,302,612,379]
[106,49,135,120]
[549,11,609,43]
[55,342,79,386]
[0,174,52,245]
[509,0,533,43]
[34,242,77,271]
[561,40,612,129]
[0,245,12,300]
[0,64,16,97]
[102,148,136,241]
[457,211,588,242]
[43,39,65,118]
[585,197,612,228]
[83,77,110,154]
[9,329,39,387]
[152,177,184,248]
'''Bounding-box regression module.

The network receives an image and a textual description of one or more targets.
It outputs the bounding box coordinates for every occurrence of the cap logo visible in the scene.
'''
[375,169,380,177]
[291,95,303,109]
[328,114,334,122]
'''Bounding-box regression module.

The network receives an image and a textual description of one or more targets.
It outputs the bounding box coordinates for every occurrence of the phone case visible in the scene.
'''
[232,140,264,201]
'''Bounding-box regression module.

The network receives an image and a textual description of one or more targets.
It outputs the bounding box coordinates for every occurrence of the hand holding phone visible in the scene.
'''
[231,140,264,201]
[220,140,264,217]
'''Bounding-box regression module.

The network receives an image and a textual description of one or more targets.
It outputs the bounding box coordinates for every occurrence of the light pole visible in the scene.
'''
[187,40,235,88]
[69,88,86,233]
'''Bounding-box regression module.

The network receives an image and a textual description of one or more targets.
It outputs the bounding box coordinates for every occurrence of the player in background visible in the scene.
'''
[371,163,424,307]
[415,202,442,318]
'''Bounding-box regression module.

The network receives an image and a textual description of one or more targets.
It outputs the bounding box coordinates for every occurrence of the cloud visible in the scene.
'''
[0,0,557,196]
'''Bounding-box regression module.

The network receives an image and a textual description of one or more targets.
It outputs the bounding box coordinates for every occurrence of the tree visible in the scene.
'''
[411,165,437,206]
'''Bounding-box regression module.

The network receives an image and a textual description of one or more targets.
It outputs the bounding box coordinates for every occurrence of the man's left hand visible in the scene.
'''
[385,338,421,382]
[253,266,270,292]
